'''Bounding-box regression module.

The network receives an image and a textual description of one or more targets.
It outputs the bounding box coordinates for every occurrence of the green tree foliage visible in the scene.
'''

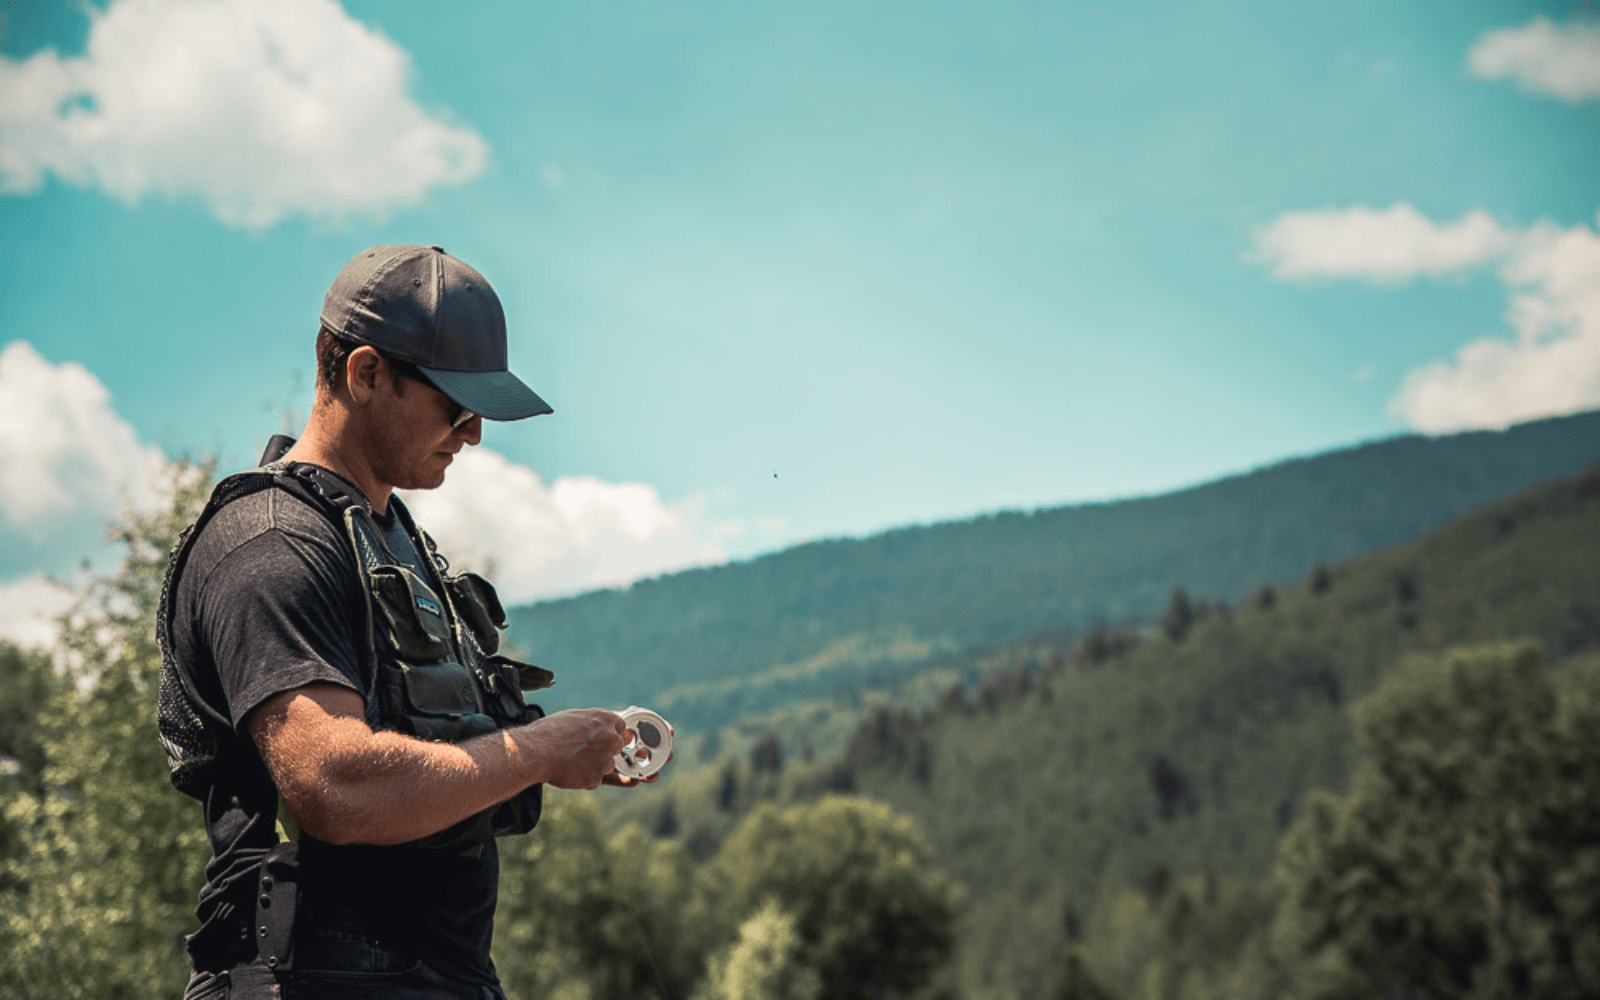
[750,732,784,775]
[847,704,927,774]
[693,899,822,1000]
[0,640,66,794]
[1051,873,1277,1000]
[1269,640,1600,999]
[1162,587,1194,642]
[721,462,1597,999]
[1029,639,1600,1000]
[494,792,697,1000]
[684,796,963,1000]
[0,640,68,890]
[0,460,214,999]
[1043,950,1115,1000]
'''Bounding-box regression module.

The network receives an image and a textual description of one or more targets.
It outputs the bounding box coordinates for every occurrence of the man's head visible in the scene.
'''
[318,244,552,421]
[297,245,552,500]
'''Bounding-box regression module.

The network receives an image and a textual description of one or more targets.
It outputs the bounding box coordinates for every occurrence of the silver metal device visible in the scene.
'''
[614,706,672,780]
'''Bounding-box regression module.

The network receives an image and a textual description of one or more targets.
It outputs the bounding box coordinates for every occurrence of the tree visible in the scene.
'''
[1163,587,1194,642]
[750,732,784,775]
[0,460,214,999]
[0,640,66,795]
[694,899,821,1000]
[494,792,697,1000]
[1052,873,1275,1000]
[1043,949,1115,1000]
[0,640,69,892]
[685,796,964,1000]
[1268,640,1600,999]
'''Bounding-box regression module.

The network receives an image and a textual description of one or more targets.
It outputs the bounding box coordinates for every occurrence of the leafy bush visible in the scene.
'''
[0,461,213,999]
[1269,640,1600,999]
[693,899,821,1000]
[495,792,697,1000]
[685,796,963,1000]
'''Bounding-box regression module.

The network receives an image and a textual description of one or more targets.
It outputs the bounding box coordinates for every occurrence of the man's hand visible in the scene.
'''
[523,709,628,790]
[599,717,675,788]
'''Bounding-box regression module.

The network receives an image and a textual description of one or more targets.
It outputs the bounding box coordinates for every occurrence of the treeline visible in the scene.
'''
[507,408,1600,734]
[1035,638,1600,1000]
[632,638,1600,999]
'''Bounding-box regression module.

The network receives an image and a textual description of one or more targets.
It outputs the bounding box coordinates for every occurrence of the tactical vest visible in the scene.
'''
[156,459,555,846]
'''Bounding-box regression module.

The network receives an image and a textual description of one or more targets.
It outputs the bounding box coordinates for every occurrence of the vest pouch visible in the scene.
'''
[446,571,506,656]
[394,660,499,743]
[369,565,453,662]
[479,654,553,724]
[489,777,544,837]
[490,700,545,837]
[499,654,556,696]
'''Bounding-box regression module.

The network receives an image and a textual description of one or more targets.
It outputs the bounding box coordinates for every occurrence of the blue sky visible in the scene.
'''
[1,0,1597,638]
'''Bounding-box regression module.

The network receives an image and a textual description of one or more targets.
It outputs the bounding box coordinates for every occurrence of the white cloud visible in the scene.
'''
[0,340,167,544]
[0,0,486,228]
[0,574,75,651]
[1249,203,1513,283]
[1468,16,1600,102]
[1386,218,1600,433]
[400,447,742,605]
[1251,207,1600,435]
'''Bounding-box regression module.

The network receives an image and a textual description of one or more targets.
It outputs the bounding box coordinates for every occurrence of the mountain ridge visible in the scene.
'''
[506,408,1600,732]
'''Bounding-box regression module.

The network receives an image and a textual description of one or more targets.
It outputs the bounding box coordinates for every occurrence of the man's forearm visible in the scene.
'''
[306,726,541,845]
[252,685,624,846]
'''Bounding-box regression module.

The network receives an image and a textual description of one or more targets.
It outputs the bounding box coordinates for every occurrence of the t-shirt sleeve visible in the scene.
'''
[197,521,367,734]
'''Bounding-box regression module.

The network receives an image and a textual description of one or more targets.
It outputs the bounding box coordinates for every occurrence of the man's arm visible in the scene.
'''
[250,683,627,846]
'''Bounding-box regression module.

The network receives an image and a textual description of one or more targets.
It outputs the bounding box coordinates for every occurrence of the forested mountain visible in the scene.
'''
[604,457,1600,999]
[507,408,1600,732]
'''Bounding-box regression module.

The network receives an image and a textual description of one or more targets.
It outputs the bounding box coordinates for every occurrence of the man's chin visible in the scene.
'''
[398,468,448,492]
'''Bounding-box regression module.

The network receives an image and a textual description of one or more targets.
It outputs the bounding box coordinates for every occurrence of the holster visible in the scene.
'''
[255,842,302,972]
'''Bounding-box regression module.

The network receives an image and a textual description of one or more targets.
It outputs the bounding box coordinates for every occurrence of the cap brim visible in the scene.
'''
[419,366,553,421]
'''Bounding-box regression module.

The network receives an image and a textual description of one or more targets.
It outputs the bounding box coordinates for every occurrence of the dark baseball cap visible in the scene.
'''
[320,244,553,421]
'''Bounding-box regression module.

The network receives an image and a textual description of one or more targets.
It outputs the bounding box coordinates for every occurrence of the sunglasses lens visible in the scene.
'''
[391,356,474,428]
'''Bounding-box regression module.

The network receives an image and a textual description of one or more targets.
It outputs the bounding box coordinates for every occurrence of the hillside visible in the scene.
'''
[508,408,1600,733]
[601,458,1600,999]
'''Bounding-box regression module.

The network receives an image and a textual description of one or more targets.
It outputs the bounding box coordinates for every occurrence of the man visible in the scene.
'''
[158,245,655,998]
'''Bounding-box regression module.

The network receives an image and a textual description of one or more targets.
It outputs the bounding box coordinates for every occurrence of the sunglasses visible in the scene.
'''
[383,356,478,429]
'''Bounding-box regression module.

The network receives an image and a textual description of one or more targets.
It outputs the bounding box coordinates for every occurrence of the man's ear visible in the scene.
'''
[345,346,384,405]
